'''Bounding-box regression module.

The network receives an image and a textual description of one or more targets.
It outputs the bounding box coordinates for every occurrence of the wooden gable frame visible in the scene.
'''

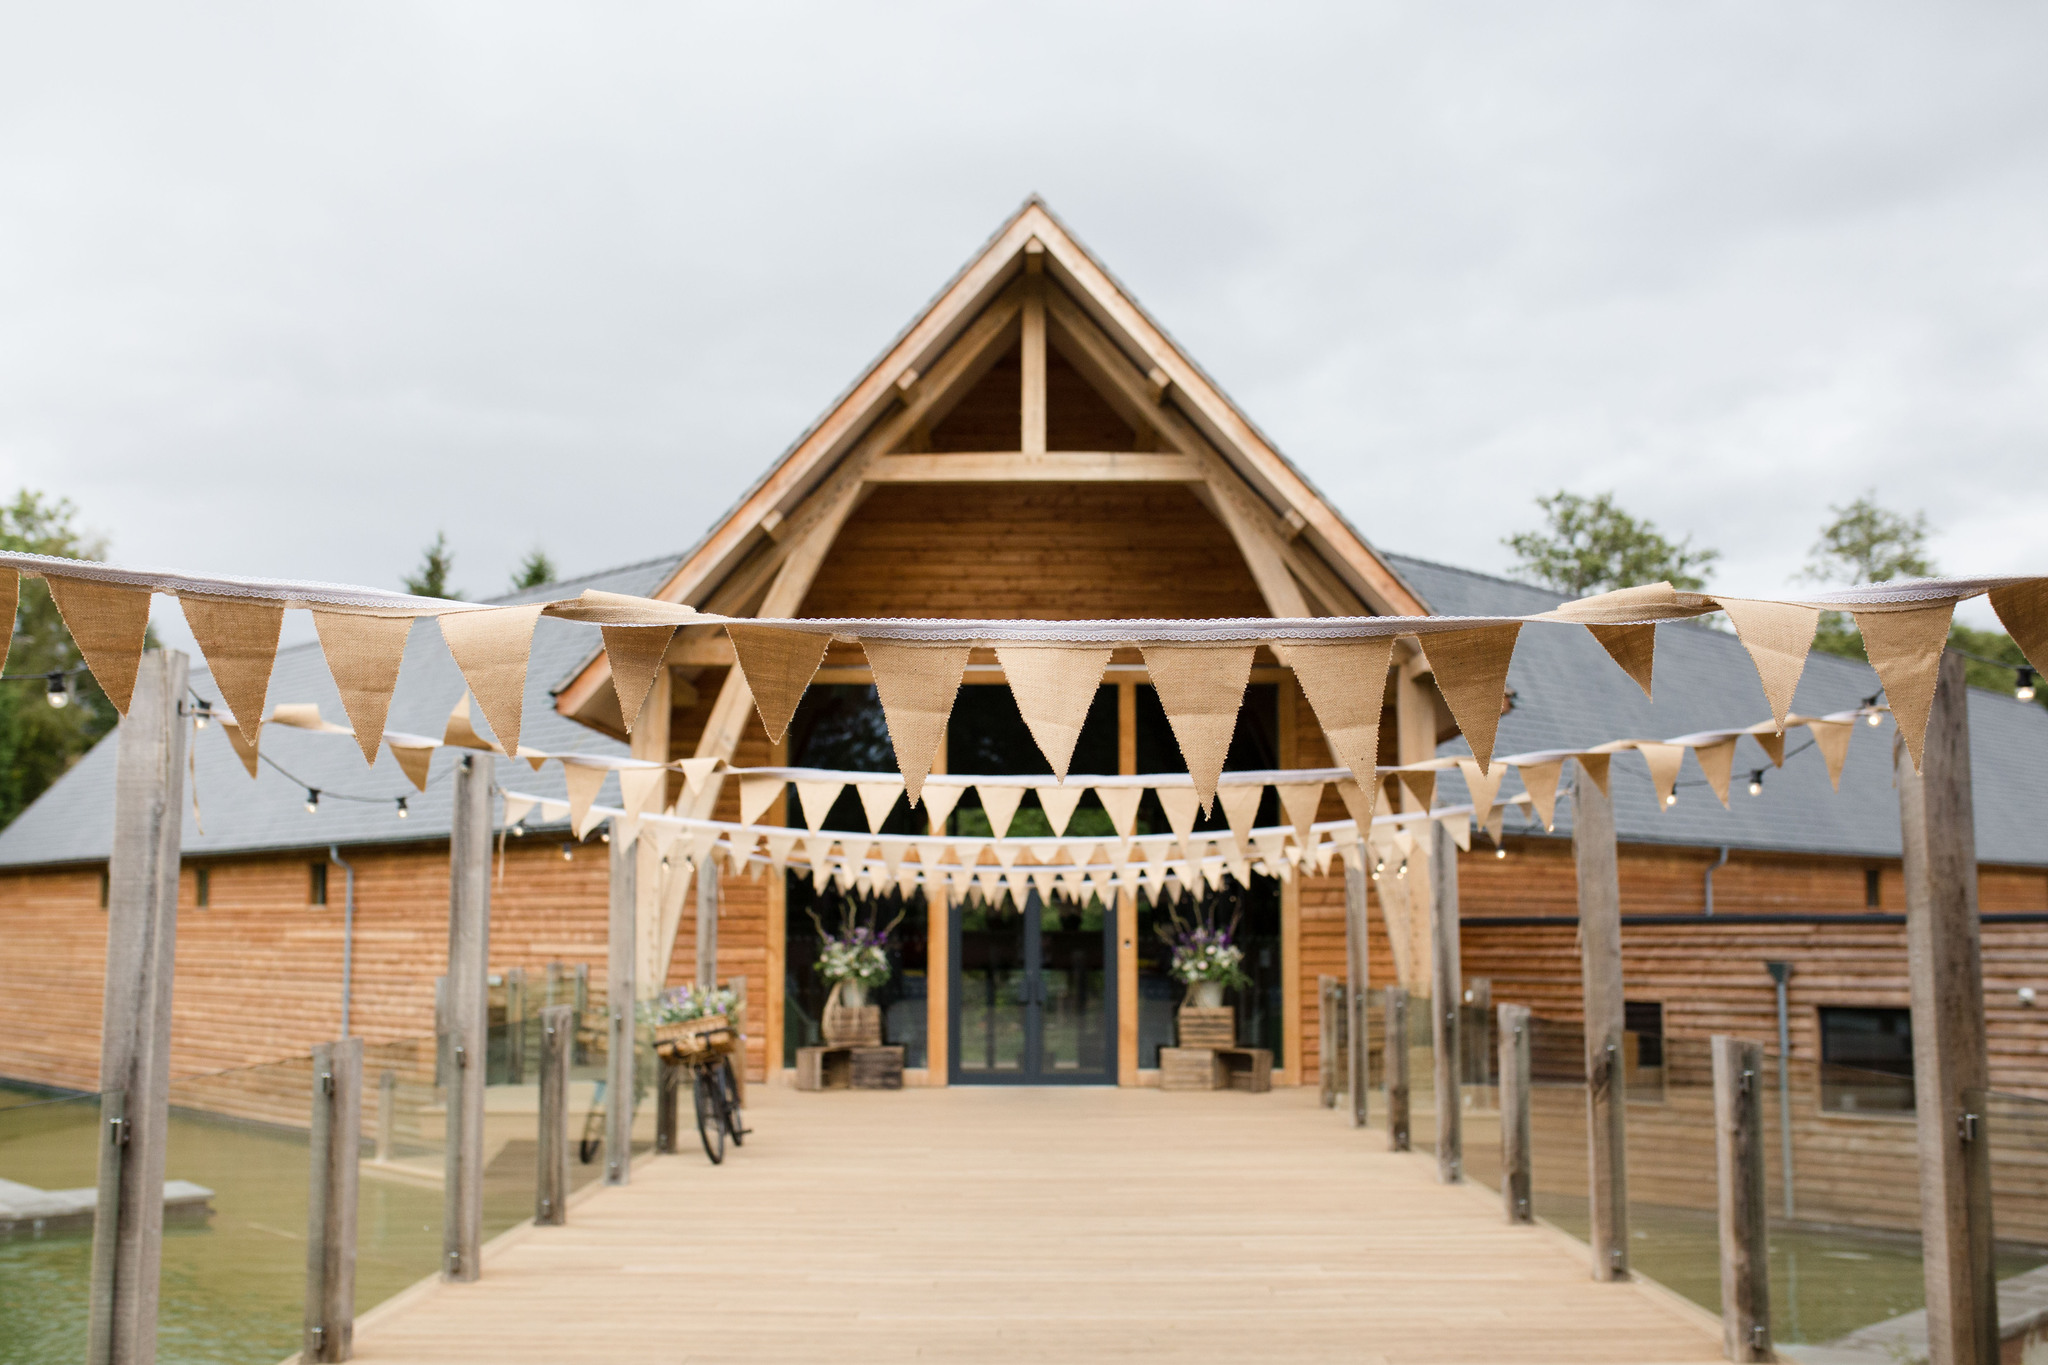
[556,197,1428,748]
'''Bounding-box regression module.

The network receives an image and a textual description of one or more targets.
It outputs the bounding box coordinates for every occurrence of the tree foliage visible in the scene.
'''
[403,531,462,599]
[0,491,121,827]
[510,548,557,591]
[1504,491,1719,596]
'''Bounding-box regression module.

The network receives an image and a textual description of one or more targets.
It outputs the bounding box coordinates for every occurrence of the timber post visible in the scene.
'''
[376,1069,396,1165]
[443,751,492,1283]
[537,1005,571,1226]
[655,1059,680,1154]
[1386,986,1411,1152]
[1572,762,1630,1281]
[606,817,637,1185]
[1318,975,1339,1109]
[1345,844,1370,1128]
[88,648,189,1365]
[304,1037,362,1363]
[505,967,526,1085]
[1466,977,1492,1086]
[695,856,720,988]
[1500,1003,1533,1224]
[1712,1035,1773,1362]
[1898,650,1997,1364]
[1429,818,1463,1183]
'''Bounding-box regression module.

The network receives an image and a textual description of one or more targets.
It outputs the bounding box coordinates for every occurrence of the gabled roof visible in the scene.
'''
[1390,553,2048,866]
[554,197,1429,726]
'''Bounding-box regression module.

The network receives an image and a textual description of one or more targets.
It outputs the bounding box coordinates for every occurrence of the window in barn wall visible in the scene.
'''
[1819,1006,1914,1114]
[1865,868,1882,908]
[98,868,108,909]
[309,861,328,907]
[782,685,928,1067]
[1624,1000,1664,1101]
[194,867,209,909]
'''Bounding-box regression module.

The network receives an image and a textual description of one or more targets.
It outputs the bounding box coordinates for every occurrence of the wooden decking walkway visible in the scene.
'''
[350,1085,1723,1364]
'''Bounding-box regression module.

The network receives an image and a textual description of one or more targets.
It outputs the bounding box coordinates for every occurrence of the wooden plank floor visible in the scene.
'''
[350,1084,1724,1364]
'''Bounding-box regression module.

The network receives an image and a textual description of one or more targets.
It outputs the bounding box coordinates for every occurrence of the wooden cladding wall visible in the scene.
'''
[0,840,615,1094]
[794,484,1272,621]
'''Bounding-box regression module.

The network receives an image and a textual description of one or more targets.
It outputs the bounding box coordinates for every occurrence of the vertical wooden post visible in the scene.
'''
[505,967,526,1085]
[1899,650,1996,1365]
[88,648,188,1365]
[606,817,637,1185]
[1466,977,1492,1086]
[1318,975,1339,1108]
[1713,1035,1773,1362]
[1500,1004,1533,1224]
[695,858,720,988]
[1020,240,1047,455]
[304,1037,362,1363]
[443,752,491,1283]
[1573,765,1630,1281]
[1116,691,1138,1086]
[376,1068,396,1165]
[655,1058,680,1154]
[1430,819,1463,1183]
[537,1004,570,1226]
[1386,986,1411,1152]
[1345,844,1370,1128]
[573,963,590,1066]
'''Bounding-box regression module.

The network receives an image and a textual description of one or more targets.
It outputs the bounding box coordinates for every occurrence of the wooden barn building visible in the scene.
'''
[4,196,2047,1129]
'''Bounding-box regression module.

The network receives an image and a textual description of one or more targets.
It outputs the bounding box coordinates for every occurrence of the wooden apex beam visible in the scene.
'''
[865,453,1205,483]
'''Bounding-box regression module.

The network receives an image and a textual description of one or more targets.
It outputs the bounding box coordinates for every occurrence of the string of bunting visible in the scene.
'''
[250,690,1884,848]
[498,784,1531,906]
[5,548,2021,800]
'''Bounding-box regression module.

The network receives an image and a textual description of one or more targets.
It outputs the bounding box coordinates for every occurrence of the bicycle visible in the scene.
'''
[657,1021,748,1164]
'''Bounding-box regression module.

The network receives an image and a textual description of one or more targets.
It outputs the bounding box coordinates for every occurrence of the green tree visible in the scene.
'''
[1504,491,1719,596]
[403,531,462,600]
[510,548,557,591]
[1798,494,2043,706]
[0,491,122,827]
[1803,493,1935,662]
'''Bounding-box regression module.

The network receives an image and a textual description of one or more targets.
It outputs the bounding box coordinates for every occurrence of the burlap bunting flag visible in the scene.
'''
[1854,603,1956,772]
[601,624,678,733]
[438,604,543,759]
[922,783,964,835]
[996,646,1112,782]
[1143,644,1256,810]
[1586,623,1657,699]
[1036,783,1086,837]
[1518,760,1563,831]
[46,575,152,715]
[727,624,831,745]
[1218,783,1263,857]
[1693,738,1737,807]
[180,596,283,763]
[856,781,905,832]
[1417,624,1521,774]
[1154,785,1201,858]
[312,611,414,764]
[1808,719,1853,791]
[1276,638,1394,786]
[1719,599,1818,732]
[862,640,971,805]
[977,783,1026,839]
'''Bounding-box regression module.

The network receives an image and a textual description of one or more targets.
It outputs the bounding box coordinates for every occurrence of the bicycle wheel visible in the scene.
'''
[717,1057,745,1147]
[693,1065,727,1164]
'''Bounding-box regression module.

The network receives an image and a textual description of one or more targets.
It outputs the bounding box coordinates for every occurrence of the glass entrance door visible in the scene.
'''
[950,891,1115,1084]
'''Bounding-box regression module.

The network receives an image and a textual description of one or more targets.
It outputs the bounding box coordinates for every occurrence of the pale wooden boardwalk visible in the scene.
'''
[350,1084,1723,1364]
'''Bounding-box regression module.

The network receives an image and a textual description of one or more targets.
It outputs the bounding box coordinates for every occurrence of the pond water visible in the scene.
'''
[0,1080,599,1365]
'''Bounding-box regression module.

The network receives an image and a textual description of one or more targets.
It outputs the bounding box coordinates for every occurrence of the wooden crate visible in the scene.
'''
[1177,1006,1234,1048]
[1219,1047,1273,1093]
[822,1003,882,1046]
[1159,1047,1224,1091]
[850,1046,905,1090]
[795,1046,852,1091]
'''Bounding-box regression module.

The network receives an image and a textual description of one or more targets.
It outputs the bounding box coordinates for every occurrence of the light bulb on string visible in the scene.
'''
[1748,770,1764,798]
[2019,667,2037,703]
[511,823,525,837]
[1494,844,1507,860]
[395,796,409,819]
[304,789,321,815]
[192,699,210,729]
[561,843,575,862]
[45,672,68,709]
[1863,694,1883,727]
[1664,791,1677,808]
[1396,860,1408,880]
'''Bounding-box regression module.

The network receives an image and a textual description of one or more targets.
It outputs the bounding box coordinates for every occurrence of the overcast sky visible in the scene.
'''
[4,4,2044,657]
